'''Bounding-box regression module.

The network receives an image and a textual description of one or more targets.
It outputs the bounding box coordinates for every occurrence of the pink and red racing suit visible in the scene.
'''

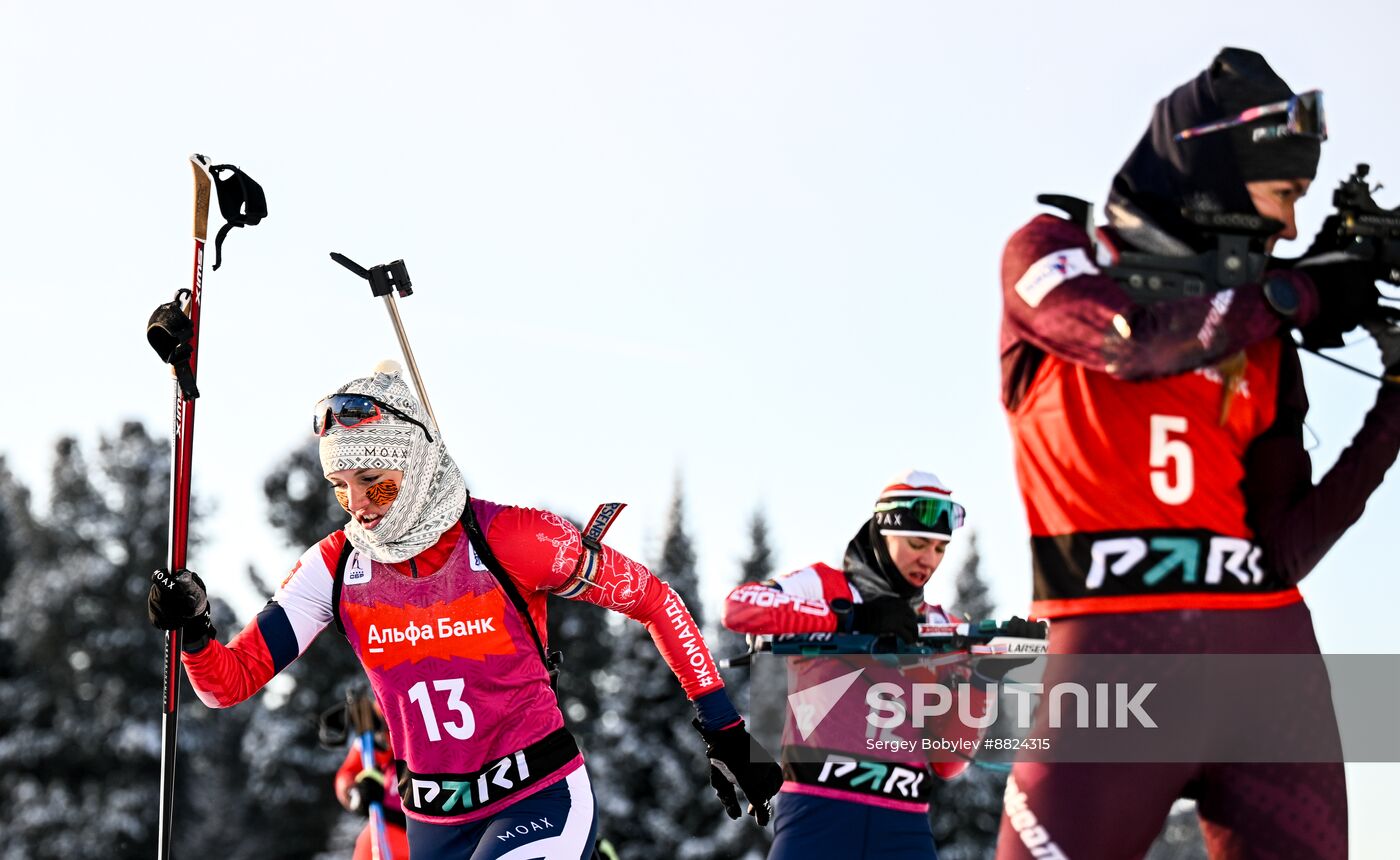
[183,498,728,827]
[724,563,986,814]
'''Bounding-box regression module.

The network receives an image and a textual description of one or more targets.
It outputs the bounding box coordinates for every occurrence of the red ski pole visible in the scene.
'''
[146,153,266,859]
[155,153,212,860]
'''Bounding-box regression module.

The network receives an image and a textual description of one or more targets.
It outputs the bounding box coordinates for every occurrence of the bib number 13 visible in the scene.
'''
[408,678,476,742]
[1149,414,1194,505]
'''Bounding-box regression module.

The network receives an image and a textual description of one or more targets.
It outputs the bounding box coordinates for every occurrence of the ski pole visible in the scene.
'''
[146,154,266,860]
[349,694,394,860]
[151,154,213,860]
[328,253,439,432]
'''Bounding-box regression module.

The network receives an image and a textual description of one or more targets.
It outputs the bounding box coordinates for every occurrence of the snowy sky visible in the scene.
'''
[4,0,1398,849]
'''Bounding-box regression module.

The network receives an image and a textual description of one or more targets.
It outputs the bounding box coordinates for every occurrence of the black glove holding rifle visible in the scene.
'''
[843,595,921,643]
[970,616,1049,687]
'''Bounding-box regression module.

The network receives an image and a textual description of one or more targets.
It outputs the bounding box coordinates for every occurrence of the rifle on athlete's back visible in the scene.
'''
[1040,161,1400,373]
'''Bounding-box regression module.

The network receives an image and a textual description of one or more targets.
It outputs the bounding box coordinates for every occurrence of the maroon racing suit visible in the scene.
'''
[996,211,1400,859]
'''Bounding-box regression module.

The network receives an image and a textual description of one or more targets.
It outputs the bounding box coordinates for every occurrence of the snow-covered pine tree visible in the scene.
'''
[0,424,257,859]
[707,507,777,859]
[0,457,37,675]
[929,530,1007,859]
[718,507,775,715]
[952,530,993,622]
[587,478,741,858]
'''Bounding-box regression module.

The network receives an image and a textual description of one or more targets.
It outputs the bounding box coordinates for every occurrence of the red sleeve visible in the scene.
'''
[334,746,360,806]
[1002,214,1312,381]
[721,583,839,634]
[721,566,845,634]
[1245,343,1400,583]
[485,506,724,700]
[181,618,277,709]
[182,537,339,708]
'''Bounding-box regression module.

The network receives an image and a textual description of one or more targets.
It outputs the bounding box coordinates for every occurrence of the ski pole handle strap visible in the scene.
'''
[208,163,267,270]
[146,296,200,400]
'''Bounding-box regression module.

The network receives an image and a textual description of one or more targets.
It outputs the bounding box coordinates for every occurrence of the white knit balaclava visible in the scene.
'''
[319,360,466,563]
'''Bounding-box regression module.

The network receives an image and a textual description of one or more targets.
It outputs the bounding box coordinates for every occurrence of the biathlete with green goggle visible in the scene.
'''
[723,469,1043,860]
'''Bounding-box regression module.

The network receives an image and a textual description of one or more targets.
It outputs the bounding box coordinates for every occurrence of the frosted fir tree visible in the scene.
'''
[952,530,993,622]
[929,530,1007,859]
[0,424,258,859]
[587,478,747,858]
[717,507,776,715]
[707,507,777,860]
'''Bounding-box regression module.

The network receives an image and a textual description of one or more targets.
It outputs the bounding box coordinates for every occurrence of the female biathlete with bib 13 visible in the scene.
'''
[149,360,782,859]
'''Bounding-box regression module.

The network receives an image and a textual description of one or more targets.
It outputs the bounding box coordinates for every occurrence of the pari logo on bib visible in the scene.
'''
[343,588,517,671]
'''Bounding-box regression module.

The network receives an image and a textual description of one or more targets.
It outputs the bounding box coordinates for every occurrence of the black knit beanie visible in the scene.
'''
[1210,48,1321,182]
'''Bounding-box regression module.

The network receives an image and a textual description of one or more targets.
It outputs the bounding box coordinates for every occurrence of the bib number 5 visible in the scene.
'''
[1149,414,1194,505]
[408,678,476,742]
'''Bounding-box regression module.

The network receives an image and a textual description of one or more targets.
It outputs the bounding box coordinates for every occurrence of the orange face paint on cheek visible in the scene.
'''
[366,479,400,507]
[334,487,350,512]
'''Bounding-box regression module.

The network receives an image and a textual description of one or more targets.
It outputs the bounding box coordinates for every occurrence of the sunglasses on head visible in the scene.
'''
[873,496,966,533]
[313,393,434,443]
[1174,89,1326,143]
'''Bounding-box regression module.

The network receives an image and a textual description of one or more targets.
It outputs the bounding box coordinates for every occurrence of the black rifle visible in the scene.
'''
[1035,195,1278,305]
[1309,163,1400,293]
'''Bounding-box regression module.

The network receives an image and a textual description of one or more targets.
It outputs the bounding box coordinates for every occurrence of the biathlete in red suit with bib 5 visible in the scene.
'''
[997,48,1400,859]
[149,360,782,860]
[724,470,1044,860]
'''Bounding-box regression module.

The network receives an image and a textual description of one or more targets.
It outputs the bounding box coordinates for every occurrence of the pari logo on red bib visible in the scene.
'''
[345,588,517,670]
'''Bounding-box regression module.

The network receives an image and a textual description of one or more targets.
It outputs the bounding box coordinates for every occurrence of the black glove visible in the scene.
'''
[692,719,783,827]
[148,568,217,652]
[850,596,919,643]
[1363,320,1400,379]
[343,768,386,817]
[1297,259,1381,349]
[1000,616,1049,640]
[971,616,1048,686]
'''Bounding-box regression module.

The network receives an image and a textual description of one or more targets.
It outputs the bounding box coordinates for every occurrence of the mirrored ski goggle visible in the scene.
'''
[872,497,966,533]
[1174,90,1326,143]
[313,393,434,442]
